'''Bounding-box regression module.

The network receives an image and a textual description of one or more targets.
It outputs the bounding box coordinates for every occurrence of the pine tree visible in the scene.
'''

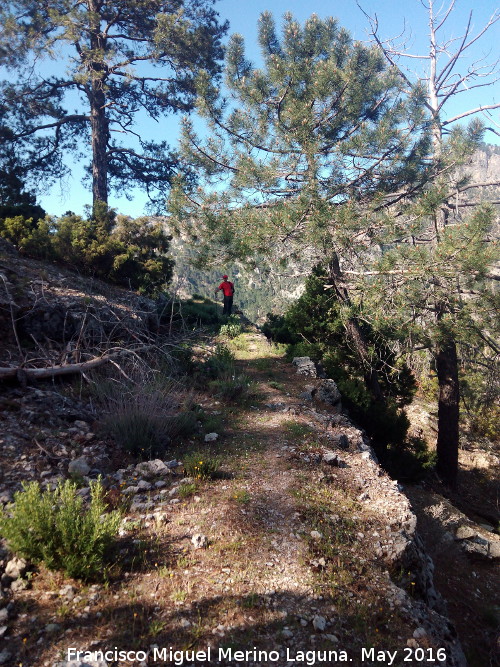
[354,162,498,487]
[169,12,431,264]
[0,0,228,210]
[358,0,500,487]
[169,12,431,404]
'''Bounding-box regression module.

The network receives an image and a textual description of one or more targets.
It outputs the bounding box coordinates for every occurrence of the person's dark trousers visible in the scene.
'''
[223,295,233,315]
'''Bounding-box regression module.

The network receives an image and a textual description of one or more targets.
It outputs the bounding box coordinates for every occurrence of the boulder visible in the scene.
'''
[292,357,317,377]
[316,379,341,406]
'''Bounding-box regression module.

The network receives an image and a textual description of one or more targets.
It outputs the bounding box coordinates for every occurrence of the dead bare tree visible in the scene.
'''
[360,0,500,149]
[358,0,500,487]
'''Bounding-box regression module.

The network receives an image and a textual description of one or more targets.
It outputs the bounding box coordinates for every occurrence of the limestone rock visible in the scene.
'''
[45,622,61,633]
[59,585,76,601]
[312,615,327,631]
[316,379,341,406]
[5,557,27,580]
[134,459,170,478]
[292,357,317,377]
[123,486,139,496]
[191,534,208,549]
[68,457,90,477]
[455,525,475,540]
[0,650,12,665]
[332,433,349,450]
[322,451,346,467]
[0,491,13,506]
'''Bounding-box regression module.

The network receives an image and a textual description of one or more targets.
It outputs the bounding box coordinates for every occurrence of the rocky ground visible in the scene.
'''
[0,250,498,667]
[0,332,497,667]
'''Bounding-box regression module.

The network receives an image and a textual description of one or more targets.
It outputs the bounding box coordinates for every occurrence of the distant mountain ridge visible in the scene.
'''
[165,233,308,323]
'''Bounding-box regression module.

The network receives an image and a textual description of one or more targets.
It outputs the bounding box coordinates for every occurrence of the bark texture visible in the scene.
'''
[328,254,385,403]
[435,337,460,488]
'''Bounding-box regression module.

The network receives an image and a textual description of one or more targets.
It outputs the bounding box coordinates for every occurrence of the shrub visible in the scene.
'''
[209,371,251,400]
[229,334,250,351]
[469,405,500,442]
[99,379,195,459]
[0,205,173,296]
[284,420,313,439]
[0,480,121,581]
[198,411,224,434]
[264,264,416,455]
[219,315,242,339]
[268,380,285,391]
[204,344,235,379]
[159,297,220,327]
[164,410,199,439]
[103,408,169,459]
[385,437,437,482]
[178,482,198,498]
[183,452,221,480]
[261,313,298,345]
[168,344,195,375]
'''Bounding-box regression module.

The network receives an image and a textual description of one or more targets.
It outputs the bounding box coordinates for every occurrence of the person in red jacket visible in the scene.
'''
[216,274,235,315]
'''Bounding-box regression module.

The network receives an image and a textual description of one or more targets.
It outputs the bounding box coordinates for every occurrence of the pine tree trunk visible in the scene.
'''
[88,0,108,210]
[90,83,108,208]
[328,254,385,403]
[435,337,460,488]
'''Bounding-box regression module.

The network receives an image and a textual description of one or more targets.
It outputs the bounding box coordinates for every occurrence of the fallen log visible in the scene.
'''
[0,352,122,381]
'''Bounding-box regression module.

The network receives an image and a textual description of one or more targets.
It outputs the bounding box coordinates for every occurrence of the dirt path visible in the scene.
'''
[1,328,498,667]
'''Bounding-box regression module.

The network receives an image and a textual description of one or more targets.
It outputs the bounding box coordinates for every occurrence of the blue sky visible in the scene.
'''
[32,0,500,218]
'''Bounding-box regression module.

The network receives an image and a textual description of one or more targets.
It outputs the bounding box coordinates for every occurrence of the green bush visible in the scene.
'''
[99,378,196,459]
[261,313,298,345]
[159,298,220,327]
[0,173,46,224]
[264,264,416,454]
[168,344,195,375]
[164,410,199,439]
[0,480,121,581]
[209,371,252,400]
[385,437,437,482]
[204,344,236,379]
[460,363,500,442]
[0,205,173,296]
[178,482,198,498]
[469,406,500,442]
[103,409,169,459]
[183,451,221,480]
[219,315,242,339]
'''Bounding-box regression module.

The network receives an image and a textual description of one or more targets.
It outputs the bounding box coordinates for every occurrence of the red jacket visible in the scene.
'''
[218,280,234,297]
